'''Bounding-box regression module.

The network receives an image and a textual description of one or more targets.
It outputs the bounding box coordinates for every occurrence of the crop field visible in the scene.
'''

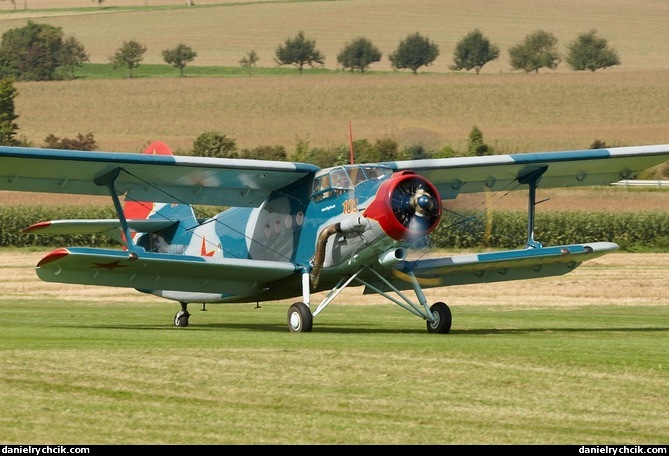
[0,0,668,446]
[0,0,666,153]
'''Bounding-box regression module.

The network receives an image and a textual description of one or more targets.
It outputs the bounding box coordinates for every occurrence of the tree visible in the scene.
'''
[58,35,89,79]
[0,77,20,146]
[388,32,439,74]
[509,30,560,73]
[110,40,147,78]
[400,143,430,160]
[565,29,620,72]
[43,132,96,150]
[467,126,491,156]
[274,30,325,74]
[337,37,381,73]
[162,43,197,77]
[0,21,65,81]
[450,29,500,74]
[239,50,259,76]
[239,145,287,161]
[192,131,237,158]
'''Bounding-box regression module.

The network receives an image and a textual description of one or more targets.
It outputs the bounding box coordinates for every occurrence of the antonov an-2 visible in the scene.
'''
[1,141,668,333]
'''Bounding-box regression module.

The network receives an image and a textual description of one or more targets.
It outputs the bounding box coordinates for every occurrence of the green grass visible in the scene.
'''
[1,297,667,444]
[78,62,334,79]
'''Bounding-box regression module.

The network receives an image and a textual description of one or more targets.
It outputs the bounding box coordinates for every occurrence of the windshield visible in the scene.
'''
[311,165,392,201]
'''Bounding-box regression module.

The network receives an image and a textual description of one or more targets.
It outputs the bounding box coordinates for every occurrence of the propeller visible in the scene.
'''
[391,178,440,235]
[364,171,442,242]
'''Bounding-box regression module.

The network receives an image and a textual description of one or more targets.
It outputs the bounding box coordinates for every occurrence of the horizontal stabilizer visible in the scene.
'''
[23,219,177,235]
[23,219,178,245]
[35,247,298,296]
[373,242,619,292]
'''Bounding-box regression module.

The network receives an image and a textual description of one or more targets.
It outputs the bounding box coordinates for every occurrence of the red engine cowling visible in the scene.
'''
[363,171,442,241]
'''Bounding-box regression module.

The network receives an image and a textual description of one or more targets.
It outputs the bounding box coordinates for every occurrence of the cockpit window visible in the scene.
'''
[310,165,392,201]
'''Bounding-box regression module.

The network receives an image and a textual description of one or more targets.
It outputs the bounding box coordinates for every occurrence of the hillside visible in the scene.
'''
[1,1,667,73]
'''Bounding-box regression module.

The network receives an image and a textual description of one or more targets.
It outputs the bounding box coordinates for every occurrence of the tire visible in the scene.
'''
[426,302,451,334]
[287,302,313,333]
[174,310,190,327]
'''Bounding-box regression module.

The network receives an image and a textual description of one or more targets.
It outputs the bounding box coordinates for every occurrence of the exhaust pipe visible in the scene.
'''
[310,216,369,289]
[378,247,408,267]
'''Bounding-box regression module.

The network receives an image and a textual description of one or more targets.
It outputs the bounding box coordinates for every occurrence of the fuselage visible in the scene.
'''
[139,164,442,303]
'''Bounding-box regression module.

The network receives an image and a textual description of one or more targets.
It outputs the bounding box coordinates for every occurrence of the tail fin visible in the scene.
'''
[123,141,173,221]
[124,141,199,254]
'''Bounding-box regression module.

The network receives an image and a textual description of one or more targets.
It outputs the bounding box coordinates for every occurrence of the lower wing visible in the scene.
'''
[369,242,618,292]
[35,247,299,298]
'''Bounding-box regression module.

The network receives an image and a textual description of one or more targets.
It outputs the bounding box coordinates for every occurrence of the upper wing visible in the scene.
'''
[365,242,618,293]
[0,146,319,207]
[383,145,669,199]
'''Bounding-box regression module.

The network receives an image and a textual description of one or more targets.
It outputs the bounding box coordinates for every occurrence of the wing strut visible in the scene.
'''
[93,167,141,257]
[310,266,438,324]
[517,166,548,249]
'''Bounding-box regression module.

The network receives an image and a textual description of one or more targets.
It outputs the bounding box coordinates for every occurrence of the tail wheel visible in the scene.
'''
[287,302,313,333]
[426,302,452,334]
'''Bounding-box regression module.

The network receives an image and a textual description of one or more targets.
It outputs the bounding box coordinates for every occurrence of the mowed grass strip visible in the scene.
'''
[1,300,667,444]
[1,248,668,444]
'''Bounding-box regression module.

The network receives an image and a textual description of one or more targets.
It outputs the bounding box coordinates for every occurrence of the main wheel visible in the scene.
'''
[174,309,190,327]
[426,302,451,334]
[287,302,313,333]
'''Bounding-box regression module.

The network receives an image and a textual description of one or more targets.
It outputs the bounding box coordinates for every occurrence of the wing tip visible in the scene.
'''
[37,248,70,267]
[22,221,52,233]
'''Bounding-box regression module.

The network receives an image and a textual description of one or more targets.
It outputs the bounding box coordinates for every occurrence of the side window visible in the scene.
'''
[310,167,361,201]
[311,175,333,201]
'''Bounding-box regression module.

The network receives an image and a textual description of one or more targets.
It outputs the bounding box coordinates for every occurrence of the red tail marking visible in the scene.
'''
[200,237,216,257]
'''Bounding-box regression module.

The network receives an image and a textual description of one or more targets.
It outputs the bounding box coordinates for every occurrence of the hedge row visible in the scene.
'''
[2,206,668,251]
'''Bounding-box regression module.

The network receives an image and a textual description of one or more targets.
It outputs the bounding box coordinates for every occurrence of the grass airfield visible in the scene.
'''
[1,250,667,444]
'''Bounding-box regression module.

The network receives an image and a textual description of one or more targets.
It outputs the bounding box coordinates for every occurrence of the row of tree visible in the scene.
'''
[279,28,620,74]
[0,21,620,81]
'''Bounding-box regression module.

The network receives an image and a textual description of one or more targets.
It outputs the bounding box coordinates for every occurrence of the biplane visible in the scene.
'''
[2,141,668,333]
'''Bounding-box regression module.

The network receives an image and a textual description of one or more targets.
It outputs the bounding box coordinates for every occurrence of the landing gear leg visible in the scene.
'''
[174,302,190,327]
